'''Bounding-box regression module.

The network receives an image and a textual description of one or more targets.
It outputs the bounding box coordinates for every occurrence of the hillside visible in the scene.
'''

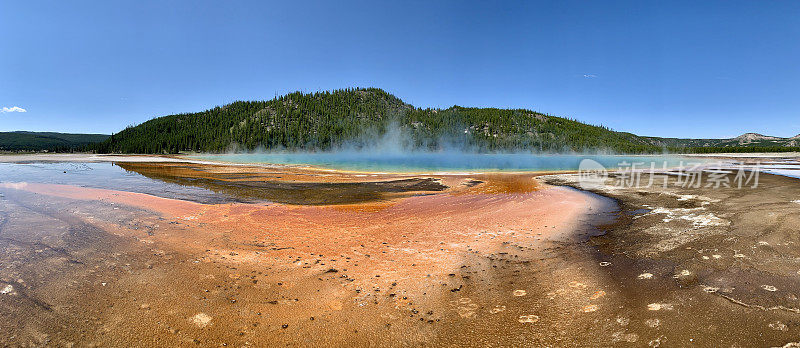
[96,88,665,154]
[95,88,799,154]
[0,131,109,152]
[646,133,800,153]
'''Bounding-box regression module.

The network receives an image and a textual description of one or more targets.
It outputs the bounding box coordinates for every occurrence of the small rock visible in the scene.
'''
[191,313,212,328]
[518,314,540,323]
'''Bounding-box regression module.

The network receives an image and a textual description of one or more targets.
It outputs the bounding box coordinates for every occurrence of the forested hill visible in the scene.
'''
[95,88,668,154]
[0,131,109,152]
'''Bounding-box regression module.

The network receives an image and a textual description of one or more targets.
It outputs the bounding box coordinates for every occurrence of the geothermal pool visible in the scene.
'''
[189,153,705,172]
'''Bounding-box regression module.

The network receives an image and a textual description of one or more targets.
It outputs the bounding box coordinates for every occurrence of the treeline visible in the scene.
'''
[96,88,409,153]
[0,131,109,152]
[95,88,671,154]
[686,146,800,154]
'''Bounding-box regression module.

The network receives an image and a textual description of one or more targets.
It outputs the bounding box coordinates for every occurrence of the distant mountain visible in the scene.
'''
[705,133,797,147]
[733,133,780,142]
[0,131,109,152]
[94,88,798,154]
[645,132,800,153]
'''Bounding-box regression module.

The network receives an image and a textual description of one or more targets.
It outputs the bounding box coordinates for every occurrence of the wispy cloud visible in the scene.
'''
[1,106,27,113]
[583,74,598,78]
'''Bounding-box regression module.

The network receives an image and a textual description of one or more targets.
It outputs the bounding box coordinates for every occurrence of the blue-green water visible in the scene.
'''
[190,152,708,173]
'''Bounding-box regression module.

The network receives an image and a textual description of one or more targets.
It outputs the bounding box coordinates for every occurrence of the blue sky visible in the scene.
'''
[1,1,799,138]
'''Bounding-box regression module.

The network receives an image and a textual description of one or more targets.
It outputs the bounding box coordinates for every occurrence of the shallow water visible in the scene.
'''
[190,153,705,172]
[114,162,449,205]
[758,164,800,179]
[0,162,228,204]
[0,162,452,205]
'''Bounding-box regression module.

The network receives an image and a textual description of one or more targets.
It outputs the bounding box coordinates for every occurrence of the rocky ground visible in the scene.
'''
[542,169,800,347]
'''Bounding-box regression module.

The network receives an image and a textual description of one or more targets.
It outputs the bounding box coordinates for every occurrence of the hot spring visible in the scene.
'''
[188,152,708,173]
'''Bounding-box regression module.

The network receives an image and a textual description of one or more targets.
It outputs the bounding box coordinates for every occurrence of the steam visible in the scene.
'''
[339,121,414,154]
[253,120,625,156]
[208,122,686,172]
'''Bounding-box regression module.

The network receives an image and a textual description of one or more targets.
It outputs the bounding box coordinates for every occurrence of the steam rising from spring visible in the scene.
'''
[199,123,695,172]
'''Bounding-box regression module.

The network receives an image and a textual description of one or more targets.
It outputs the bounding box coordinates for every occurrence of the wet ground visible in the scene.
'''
[115,162,448,205]
[2,157,800,346]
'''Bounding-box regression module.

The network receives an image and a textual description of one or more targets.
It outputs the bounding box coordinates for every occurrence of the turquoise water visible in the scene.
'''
[190,152,707,173]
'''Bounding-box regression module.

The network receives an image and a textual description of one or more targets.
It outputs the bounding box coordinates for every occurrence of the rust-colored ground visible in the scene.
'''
[6,157,800,346]
[0,163,611,346]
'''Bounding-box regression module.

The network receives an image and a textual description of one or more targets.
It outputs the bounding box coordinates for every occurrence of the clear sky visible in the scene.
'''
[1,1,799,138]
